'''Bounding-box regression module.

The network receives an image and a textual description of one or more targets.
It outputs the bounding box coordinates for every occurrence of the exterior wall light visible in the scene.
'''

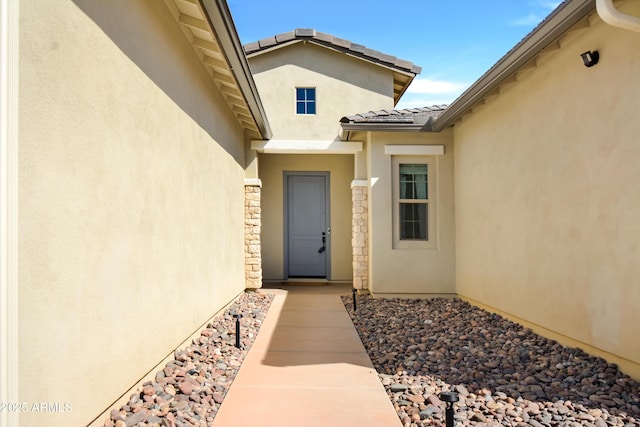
[581,50,600,67]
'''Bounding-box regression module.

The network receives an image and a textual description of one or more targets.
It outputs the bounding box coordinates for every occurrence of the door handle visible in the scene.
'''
[318,232,326,253]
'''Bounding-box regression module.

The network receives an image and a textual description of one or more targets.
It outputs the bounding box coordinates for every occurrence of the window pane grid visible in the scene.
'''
[400,202,428,240]
[296,88,316,115]
[399,163,428,241]
[399,164,427,199]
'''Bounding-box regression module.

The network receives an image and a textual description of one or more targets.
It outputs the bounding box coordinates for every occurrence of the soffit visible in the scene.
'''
[163,0,270,139]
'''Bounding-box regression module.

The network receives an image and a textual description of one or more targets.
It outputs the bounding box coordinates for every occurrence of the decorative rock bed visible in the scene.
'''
[343,295,640,427]
[103,291,273,427]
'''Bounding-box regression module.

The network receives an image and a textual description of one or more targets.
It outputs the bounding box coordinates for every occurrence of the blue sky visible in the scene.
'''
[228,0,562,109]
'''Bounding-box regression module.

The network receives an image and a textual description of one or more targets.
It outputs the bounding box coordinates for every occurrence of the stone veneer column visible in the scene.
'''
[351,181,369,290]
[244,181,262,289]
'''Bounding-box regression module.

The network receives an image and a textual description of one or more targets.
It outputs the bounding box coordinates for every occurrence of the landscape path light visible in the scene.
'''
[439,391,459,427]
[233,312,243,349]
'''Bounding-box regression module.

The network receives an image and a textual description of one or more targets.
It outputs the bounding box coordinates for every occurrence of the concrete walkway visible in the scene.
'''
[211,284,401,427]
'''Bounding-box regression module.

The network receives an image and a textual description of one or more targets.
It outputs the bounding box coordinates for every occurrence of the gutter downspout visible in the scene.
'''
[596,0,640,33]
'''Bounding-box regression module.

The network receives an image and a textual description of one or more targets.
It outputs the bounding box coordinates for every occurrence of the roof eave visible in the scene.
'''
[394,72,417,106]
[340,121,435,141]
[244,29,421,103]
[432,0,595,132]
[201,0,272,139]
[340,122,427,133]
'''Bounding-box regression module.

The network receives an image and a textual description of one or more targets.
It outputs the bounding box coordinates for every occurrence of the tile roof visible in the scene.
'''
[341,105,448,125]
[243,28,422,75]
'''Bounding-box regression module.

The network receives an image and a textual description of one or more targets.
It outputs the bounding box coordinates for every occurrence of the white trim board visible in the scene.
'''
[1,0,20,425]
[251,139,363,154]
[244,178,262,187]
[350,180,369,188]
[384,145,444,156]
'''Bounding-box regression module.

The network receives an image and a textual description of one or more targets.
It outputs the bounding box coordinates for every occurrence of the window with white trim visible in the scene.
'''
[392,156,437,249]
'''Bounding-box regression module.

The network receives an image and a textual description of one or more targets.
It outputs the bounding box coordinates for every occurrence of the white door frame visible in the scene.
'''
[1,0,20,424]
[283,171,331,279]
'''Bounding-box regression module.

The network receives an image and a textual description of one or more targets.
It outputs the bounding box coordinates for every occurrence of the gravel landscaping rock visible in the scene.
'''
[103,291,273,427]
[343,295,640,427]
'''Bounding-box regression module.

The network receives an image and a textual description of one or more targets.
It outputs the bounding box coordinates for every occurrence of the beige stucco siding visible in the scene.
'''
[453,13,640,375]
[249,42,395,141]
[368,131,456,294]
[19,1,248,425]
[259,154,353,281]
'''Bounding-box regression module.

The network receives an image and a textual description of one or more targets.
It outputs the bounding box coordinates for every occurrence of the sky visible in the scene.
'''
[227,0,562,109]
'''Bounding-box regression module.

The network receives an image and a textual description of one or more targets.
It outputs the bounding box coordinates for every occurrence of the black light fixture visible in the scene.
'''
[233,312,243,349]
[439,391,459,427]
[581,50,600,67]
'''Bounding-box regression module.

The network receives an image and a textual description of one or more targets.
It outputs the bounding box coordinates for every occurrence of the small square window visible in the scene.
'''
[296,88,316,115]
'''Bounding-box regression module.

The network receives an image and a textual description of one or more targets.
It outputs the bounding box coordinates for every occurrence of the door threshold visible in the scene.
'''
[262,279,353,287]
[283,278,329,286]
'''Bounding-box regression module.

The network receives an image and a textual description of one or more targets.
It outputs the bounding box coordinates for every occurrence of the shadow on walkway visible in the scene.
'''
[210,283,401,427]
[258,283,372,368]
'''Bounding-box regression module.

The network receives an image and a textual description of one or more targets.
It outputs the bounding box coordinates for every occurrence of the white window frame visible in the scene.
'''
[295,87,316,115]
[392,155,438,250]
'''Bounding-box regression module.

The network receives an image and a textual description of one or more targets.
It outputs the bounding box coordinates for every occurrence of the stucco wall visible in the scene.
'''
[19,1,248,425]
[259,154,353,281]
[368,131,456,294]
[453,10,640,376]
[248,42,395,141]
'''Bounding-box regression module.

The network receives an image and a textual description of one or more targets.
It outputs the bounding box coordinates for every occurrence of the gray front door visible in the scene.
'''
[286,173,329,278]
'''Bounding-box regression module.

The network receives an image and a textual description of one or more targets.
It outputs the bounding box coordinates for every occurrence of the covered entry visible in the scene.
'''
[256,153,354,283]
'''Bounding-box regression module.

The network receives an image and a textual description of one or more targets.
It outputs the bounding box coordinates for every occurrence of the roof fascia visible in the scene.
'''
[341,123,426,132]
[247,38,418,78]
[244,32,419,105]
[303,41,418,105]
[200,0,272,139]
[432,0,595,132]
[340,122,428,141]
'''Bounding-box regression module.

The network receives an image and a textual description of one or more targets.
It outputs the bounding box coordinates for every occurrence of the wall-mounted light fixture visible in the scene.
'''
[581,50,600,67]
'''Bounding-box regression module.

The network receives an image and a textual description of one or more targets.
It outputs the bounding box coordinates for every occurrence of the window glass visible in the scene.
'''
[306,100,316,114]
[296,87,316,115]
[400,203,428,240]
[400,164,428,199]
[399,163,428,241]
[392,156,437,249]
